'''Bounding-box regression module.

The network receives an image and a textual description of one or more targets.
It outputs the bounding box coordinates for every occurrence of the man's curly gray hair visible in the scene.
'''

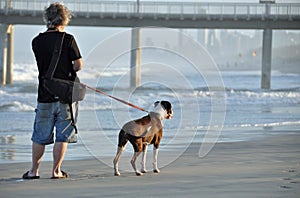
[44,2,72,28]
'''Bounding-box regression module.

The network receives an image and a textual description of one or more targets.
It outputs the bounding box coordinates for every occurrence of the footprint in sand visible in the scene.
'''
[281,168,300,189]
[283,178,291,181]
[280,185,292,189]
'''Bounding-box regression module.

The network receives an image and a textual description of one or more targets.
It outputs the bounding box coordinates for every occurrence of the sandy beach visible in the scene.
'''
[0,133,299,198]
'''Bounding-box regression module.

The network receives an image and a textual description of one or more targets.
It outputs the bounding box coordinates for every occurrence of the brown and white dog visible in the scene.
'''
[113,101,173,176]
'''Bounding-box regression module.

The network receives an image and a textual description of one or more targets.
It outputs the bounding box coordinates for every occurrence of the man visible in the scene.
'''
[22,2,83,179]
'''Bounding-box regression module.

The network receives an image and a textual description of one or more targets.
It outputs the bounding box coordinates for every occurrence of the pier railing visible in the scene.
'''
[1,0,300,21]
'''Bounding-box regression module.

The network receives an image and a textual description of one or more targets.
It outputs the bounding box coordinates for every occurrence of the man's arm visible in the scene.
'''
[73,58,83,72]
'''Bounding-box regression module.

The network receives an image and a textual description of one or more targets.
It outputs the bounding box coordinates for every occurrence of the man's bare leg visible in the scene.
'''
[52,142,68,178]
[27,142,45,177]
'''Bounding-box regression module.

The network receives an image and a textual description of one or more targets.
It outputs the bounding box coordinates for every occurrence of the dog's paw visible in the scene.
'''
[153,169,160,173]
[135,171,143,176]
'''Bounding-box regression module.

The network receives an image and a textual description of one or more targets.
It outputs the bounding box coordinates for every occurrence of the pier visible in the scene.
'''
[1,0,300,89]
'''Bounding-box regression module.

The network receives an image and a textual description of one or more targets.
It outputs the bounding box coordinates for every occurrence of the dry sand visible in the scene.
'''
[0,133,299,198]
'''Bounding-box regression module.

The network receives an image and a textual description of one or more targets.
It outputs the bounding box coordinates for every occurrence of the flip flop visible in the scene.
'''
[51,170,69,179]
[22,171,40,179]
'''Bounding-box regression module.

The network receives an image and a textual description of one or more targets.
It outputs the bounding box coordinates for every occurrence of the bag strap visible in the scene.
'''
[45,32,66,79]
[69,103,78,134]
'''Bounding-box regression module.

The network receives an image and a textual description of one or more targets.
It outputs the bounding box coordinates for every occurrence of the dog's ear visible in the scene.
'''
[154,101,160,107]
[161,101,171,110]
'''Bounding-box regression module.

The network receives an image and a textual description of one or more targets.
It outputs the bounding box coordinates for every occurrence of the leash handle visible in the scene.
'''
[81,83,149,113]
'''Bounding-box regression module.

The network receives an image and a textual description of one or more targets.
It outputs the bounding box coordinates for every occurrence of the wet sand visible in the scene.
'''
[0,133,299,198]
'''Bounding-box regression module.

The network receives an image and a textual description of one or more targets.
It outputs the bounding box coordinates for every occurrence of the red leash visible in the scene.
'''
[81,83,149,113]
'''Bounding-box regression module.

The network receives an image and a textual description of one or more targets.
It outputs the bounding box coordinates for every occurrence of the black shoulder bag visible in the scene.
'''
[43,32,86,135]
[43,32,86,104]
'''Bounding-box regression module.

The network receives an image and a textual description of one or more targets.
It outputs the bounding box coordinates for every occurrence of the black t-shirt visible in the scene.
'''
[32,31,82,103]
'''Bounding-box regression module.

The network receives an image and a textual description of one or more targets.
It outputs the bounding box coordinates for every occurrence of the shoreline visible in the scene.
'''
[1,133,299,198]
[1,125,299,165]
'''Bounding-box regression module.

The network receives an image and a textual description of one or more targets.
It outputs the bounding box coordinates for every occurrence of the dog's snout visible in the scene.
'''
[167,110,173,119]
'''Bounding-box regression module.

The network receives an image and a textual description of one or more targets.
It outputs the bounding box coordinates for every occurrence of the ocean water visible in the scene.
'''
[0,61,299,165]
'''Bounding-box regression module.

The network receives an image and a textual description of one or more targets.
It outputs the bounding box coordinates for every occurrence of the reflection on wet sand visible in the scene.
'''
[0,135,16,161]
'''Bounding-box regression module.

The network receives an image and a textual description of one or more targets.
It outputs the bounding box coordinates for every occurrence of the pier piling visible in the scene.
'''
[0,24,13,85]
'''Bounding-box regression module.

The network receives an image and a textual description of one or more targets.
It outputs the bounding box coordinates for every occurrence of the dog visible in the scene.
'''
[113,101,173,176]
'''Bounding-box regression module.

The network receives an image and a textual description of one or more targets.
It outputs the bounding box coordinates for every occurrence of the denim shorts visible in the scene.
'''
[31,102,78,145]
